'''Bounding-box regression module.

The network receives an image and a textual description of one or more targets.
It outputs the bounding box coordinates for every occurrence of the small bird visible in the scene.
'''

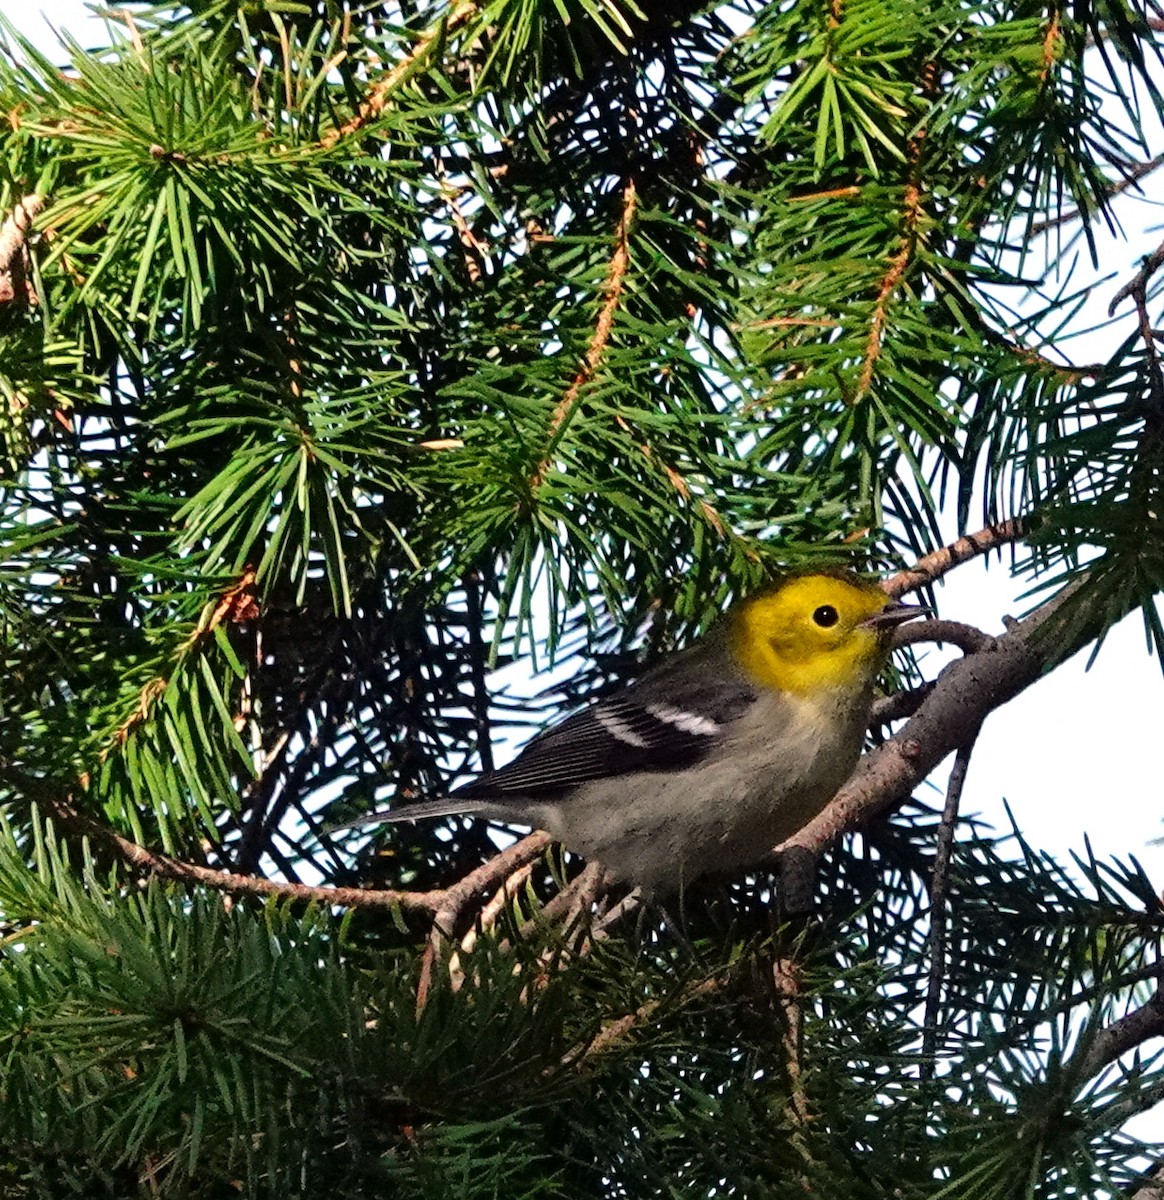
[342,574,924,894]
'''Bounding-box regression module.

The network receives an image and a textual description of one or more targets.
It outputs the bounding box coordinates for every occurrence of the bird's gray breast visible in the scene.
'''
[535,685,872,894]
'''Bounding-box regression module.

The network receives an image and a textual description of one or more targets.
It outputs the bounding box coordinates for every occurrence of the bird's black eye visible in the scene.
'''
[813,604,839,628]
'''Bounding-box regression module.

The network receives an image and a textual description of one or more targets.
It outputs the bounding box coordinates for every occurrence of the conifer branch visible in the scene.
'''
[1029,153,1164,235]
[1073,986,1164,1083]
[429,832,555,939]
[37,794,440,913]
[449,859,538,989]
[773,954,810,1124]
[855,181,921,402]
[320,0,479,148]
[564,975,723,1066]
[1039,8,1063,84]
[883,517,1028,596]
[1109,233,1164,420]
[530,177,637,488]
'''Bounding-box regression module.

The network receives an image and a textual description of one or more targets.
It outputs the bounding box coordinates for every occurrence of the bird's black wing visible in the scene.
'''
[457,672,757,801]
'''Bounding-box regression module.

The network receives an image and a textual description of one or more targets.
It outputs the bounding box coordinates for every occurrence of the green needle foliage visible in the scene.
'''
[1,0,1163,1195]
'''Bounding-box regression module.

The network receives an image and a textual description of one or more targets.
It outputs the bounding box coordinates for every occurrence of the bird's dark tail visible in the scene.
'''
[327,798,485,833]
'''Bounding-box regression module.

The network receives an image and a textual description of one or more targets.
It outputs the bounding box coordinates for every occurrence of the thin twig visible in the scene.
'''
[463,570,494,773]
[439,170,488,284]
[920,739,975,1080]
[855,182,922,402]
[529,177,637,489]
[772,955,810,1123]
[1085,16,1164,46]
[1030,154,1164,235]
[561,975,722,1068]
[38,795,439,913]
[320,0,478,149]
[513,861,605,940]
[883,517,1028,597]
[449,859,537,989]
[1109,235,1164,419]
[429,832,554,941]
[413,832,553,1015]
[1038,8,1062,83]
[892,619,995,655]
[1130,1163,1164,1200]
[590,887,645,943]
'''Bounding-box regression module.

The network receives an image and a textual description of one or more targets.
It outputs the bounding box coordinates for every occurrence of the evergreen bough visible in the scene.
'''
[1,0,1163,1194]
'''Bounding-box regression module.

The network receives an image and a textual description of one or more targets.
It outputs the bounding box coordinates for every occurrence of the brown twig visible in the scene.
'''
[855,182,922,402]
[853,51,936,405]
[32,782,557,926]
[1131,1164,1164,1200]
[1039,8,1062,84]
[429,832,554,941]
[556,861,611,942]
[590,887,645,942]
[39,794,439,913]
[1109,234,1164,321]
[992,335,1104,384]
[883,517,1028,597]
[1029,154,1164,236]
[892,619,995,655]
[562,975,722,1067]
[0,193,44,306]
[1109,234,1164,420]
[449,859,538,989]
[773,955,810,1123]
[514,861,607,940]
[529,177,637,489]
[437,157,489,285]
[1085,16,1164,46]
[920,738,976,1081]
[320,0,478,149]
[788,185,861,203]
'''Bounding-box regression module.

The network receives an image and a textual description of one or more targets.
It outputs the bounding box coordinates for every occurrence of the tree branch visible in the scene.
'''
[561,975,722,1067]
[320,0,479,149]
[883,517,1028,596]
[1073,987,1164,1083]
[892,619,995,654]
[870,682,934,725]
[856,181,922,402]
[530,177,637,489]
[38,794,439,913]
[1109,233,1164,421]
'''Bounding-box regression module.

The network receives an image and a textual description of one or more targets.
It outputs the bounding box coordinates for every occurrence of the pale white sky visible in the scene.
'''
[4,0,1162,874]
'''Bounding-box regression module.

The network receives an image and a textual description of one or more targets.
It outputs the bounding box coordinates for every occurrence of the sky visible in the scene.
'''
[3,1,1163,876]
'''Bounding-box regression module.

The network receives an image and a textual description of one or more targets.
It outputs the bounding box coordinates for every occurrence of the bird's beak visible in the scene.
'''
[861,600,930,629]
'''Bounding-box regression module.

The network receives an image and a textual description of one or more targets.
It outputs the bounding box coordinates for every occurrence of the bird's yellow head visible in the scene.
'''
[728,574,918,697]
